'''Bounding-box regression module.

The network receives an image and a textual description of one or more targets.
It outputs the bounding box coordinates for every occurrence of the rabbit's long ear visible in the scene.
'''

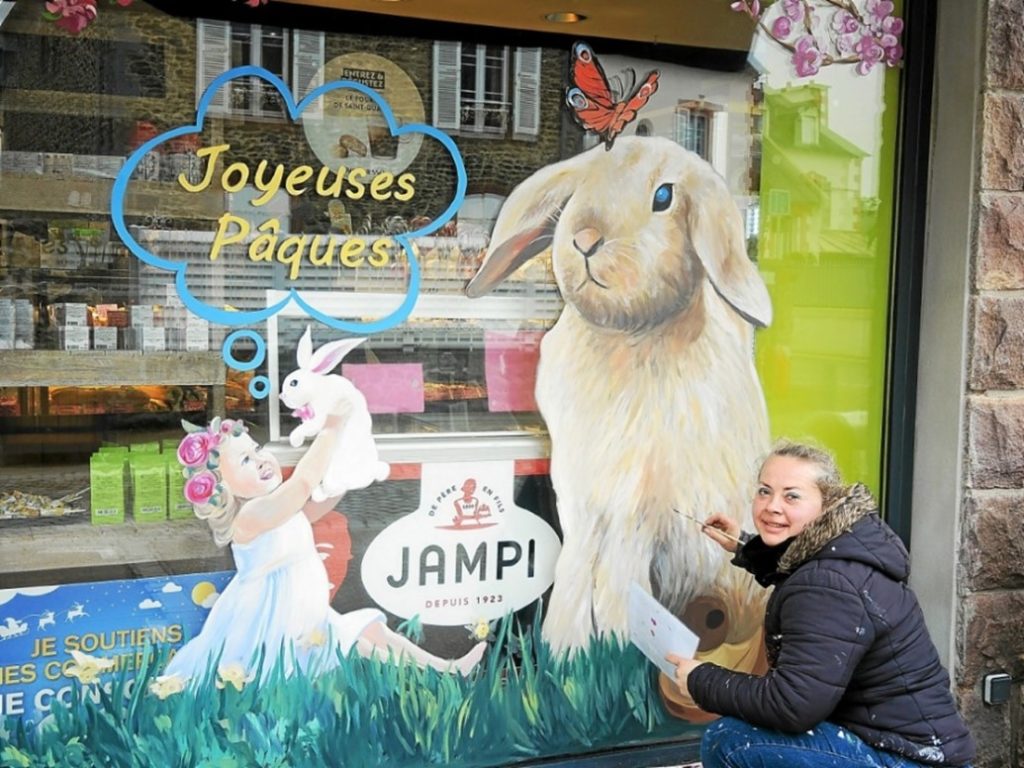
[297,326,314,367]
[309,337,365,375]
[688,174,772,328]
[466,153,589,298]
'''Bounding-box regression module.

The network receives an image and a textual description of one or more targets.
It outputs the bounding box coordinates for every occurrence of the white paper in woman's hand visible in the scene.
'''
[627,582,699,677]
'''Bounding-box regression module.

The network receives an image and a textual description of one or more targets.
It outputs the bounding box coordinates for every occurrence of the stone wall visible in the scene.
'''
[959,2,1024,765]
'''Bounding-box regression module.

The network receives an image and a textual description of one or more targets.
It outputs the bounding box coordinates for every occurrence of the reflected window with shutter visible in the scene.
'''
[196,20,323,120]
[433,42,539,139]
[459,44,508,135]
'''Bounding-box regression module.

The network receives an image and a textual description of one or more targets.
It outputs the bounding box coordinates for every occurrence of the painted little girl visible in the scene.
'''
[153,415,485,692]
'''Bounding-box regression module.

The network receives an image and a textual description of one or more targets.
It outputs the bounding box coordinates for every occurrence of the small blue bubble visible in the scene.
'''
[222,330,266,371]
[248,375,271,400]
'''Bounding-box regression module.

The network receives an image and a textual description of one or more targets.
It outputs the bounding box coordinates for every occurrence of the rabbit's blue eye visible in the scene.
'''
[652,183,673,212]
[289,380,298,387]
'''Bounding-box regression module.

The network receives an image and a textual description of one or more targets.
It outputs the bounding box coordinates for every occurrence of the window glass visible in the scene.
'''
[0,0,905,763]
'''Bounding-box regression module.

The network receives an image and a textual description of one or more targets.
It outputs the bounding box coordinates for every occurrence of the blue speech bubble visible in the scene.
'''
[110,66,467,334]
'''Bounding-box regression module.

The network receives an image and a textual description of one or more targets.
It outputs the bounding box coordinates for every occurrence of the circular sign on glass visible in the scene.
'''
[302,53,426,178]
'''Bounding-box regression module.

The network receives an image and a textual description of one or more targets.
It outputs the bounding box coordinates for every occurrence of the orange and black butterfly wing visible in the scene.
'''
[569,42,615,109]
[566,42,660,149]
[606,70,661,138]
[566,42,619,145]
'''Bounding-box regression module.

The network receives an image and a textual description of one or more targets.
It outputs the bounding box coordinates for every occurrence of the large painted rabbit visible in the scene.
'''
[280,327,390,502]
[466,137,771,711]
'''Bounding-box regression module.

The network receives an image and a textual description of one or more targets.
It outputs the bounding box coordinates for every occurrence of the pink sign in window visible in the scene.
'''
[484,330,543,412]
[341,362,425,414]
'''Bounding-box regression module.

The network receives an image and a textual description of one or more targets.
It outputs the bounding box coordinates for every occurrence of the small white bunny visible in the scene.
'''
[280,326,390,502]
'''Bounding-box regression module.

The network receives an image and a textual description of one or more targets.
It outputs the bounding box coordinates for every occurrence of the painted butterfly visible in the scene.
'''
[565,42,660,150]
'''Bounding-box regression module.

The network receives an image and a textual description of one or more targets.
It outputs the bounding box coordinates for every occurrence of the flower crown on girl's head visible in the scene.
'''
[177,418,247,507]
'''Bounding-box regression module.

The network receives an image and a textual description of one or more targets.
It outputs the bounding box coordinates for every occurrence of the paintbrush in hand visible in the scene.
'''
[673,508,746,546]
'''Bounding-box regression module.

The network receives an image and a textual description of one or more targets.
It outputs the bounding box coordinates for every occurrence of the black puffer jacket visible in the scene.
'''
[688,484,976,767]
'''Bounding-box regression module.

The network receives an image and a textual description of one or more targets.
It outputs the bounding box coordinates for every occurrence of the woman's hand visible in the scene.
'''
[701,512,743,553]
[665,653,704,700]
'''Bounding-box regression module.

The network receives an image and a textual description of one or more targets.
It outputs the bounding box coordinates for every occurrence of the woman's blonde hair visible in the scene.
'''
[761,439,842,497]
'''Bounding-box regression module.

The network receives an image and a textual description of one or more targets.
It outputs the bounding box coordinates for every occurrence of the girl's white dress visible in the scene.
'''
[165,513,384,682]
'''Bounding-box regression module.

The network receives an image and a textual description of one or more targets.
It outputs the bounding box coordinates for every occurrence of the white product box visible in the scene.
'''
[131,305,154,327]
[92,326,118,350]
[60,325,90,351]
[141,326,166,352]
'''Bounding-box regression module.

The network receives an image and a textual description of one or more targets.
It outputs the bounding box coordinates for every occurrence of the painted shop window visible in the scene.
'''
[0,0,909,765]
[433,41,541,138]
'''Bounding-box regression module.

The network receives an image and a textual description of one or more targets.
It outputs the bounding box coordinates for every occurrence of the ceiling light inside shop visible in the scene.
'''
[545,11,587,23]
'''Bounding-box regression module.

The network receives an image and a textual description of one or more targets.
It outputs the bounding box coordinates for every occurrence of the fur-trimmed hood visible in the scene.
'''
[777,482,909,581]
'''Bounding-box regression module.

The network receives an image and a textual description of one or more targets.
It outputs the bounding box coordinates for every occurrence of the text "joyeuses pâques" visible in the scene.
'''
[178,143,418,279]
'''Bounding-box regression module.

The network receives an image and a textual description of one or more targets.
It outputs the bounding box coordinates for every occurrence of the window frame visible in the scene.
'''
[432,41,540,139]
[228,24,290,119]
[460,43,509,135]
[195,19,324,120]
[674,100,713,160]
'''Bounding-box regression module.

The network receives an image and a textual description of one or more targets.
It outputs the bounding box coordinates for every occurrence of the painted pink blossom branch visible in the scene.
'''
[730,0,904,78]
[43,0,269,34]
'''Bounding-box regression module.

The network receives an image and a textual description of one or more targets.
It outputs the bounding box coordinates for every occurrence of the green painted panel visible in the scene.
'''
[754,65,902,498]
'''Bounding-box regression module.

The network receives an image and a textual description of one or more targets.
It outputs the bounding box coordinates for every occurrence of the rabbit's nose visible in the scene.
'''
[573,227,604,259]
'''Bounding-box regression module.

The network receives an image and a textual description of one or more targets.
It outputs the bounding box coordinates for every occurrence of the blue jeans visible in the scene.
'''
[701,717,971,768]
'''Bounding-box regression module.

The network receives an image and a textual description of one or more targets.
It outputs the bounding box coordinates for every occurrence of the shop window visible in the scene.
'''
[674,102,712,160]
[0,1,910,761]
[196,19,324,119]
[432,42,540,139]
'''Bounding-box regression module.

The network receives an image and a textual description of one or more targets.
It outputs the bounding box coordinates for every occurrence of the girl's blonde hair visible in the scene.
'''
[193,485,240,547]
[761,439,842,497]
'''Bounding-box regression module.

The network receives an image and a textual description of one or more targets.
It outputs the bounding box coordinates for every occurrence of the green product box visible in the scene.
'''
[166,456,193,520]
[89,453,126,525]
[131,454,168,523]
[98,445,130,465]
[129,441,162,454]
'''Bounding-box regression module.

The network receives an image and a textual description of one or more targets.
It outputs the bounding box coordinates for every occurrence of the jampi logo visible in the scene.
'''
[431,477,501,530]
[361,462,560,625]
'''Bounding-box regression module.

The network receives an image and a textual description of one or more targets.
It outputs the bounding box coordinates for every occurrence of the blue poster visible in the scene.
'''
[0,571,232,723]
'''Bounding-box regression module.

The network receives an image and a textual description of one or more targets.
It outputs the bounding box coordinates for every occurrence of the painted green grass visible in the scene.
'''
[0,619,702,768]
